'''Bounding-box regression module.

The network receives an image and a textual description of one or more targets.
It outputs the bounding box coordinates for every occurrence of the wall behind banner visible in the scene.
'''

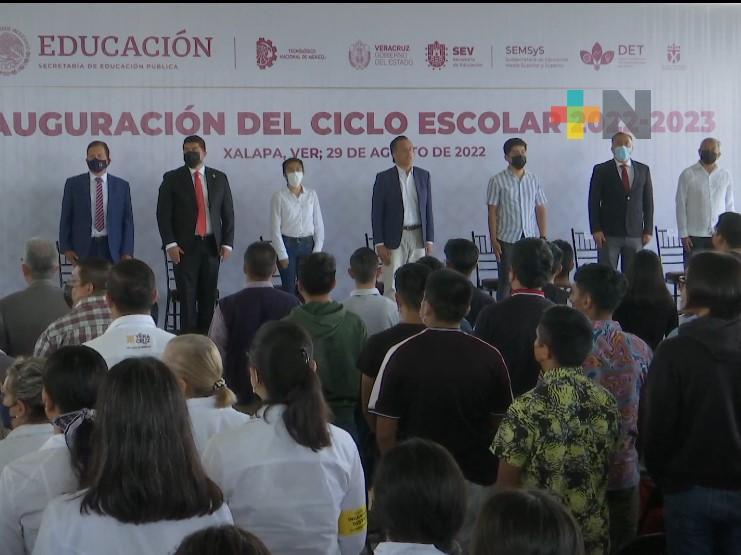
[2,3,740,307]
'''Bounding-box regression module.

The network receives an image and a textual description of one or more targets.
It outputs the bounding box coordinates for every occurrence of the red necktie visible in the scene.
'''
[194,171,207,236]
[620,165,630,194]
[94,177,104,231]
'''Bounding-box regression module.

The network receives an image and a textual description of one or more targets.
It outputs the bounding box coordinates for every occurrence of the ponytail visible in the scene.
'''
[212,378,237,408]
[53,408,96,486]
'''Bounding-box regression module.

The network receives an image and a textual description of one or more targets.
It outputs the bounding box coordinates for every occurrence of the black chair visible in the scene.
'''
[571,229,599,269]
[259,236,283,287]
[470,231,498,296]
[655,226,684,304]
[55,240,74,289]
[364,233,374,249]
[616,533,666,555]
[162,247,180,334]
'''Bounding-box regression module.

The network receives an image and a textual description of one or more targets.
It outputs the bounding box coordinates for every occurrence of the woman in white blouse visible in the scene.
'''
[33,357,233,555]
[0,358,53,472]
[271,157,325,294]
[163,335,250,454]
[203,321,367,555]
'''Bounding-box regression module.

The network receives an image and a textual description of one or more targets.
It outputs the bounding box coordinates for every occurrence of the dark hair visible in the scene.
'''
[416,255,444,272]
[175,525,272,555]
[537,306,594,367]
[43,346,107,484]
[350,247,379,284]
[611,131,633,145]
[715,212,741,249]
[503,138,527,156]
[374,439,466,551]
[573,263,627,313]
[472,489,585,555]
[81,357,224,522]
[552,239,574,277]
[394,263,431,311]
[389,135,409,157]
[107,259,155,313]
[511,238,553,289]
[86,140,110,159]
[77,257,112,292]
[244,242,277,281]
[547,242,563,276]
[183,135,206,150]
[685,251,741,319]
[444,238,480,276]
[623,250,674,307]
[281,157,304,175]
[424,269,473,323]
[250,321,331,452]
[298,253,336,296]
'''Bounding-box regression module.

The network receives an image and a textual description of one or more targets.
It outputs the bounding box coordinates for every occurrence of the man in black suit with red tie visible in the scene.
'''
[157,135,235,334]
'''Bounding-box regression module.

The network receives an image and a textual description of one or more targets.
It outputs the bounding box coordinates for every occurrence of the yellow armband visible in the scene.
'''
[338,506,367,536]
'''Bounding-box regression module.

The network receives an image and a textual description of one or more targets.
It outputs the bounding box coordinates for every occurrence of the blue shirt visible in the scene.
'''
[486,168,546,243]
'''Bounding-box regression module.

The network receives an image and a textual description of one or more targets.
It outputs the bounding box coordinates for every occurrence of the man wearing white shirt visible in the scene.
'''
[343,247,399,336]
[85,259,174,368]
[271,157,325,295]
[676,138,734,264]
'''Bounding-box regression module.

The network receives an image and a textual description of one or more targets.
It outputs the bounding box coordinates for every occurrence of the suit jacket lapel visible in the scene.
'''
[181,166,197,206]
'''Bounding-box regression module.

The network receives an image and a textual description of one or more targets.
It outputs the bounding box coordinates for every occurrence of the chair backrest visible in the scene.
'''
[162,246,179,333]
[470,231,499,288]
[655,226,684,272]
[55,241,74,288]
[259,236,283,285]
[571,229,599,269]
[365,233,374,249]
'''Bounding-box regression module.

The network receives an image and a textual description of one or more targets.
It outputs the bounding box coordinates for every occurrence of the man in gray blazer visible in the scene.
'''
[588,132,654,273]
[0,238,70,356]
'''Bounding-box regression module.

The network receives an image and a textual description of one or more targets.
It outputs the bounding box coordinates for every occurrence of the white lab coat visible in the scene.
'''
[84,315,175,369]
[203,404,367,555]
[0,423,54,473]
[186,396,250,455]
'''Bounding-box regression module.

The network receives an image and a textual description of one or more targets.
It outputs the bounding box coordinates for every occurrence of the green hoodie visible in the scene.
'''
[284,301,367,426]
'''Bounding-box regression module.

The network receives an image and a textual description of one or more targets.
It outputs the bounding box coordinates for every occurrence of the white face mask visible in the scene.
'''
[286,171,303,188]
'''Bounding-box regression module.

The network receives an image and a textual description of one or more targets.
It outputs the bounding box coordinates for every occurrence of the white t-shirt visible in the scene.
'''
[84,315,175,368]
[186,396,250,455]
[0,423,54,474]
[374,542,448,555]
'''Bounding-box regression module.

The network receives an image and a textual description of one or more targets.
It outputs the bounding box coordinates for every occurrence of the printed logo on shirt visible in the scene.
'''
[125,333,152,346]
[338,506,367,536]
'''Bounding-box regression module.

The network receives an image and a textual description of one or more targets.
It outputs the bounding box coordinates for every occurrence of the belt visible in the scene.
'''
[194,234,214,240]
[402,224,421,231]
[283,235,314,241]
[92,236,108,243]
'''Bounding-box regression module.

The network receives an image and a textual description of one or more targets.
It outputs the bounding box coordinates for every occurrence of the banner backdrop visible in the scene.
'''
[2,3,740,304]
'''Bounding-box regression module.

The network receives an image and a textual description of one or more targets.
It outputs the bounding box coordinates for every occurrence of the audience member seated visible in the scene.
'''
[343,247,399,335]
[471,489,585,555]
[0,346,106,555]
[613,250,678,350]
[0,358,52,472]
[543,242,570,305]
[642,251,741,555]
[203,321,367,555]
[34,257,112,358]
[176,525,271,555]
[209,242,299,405]
[475,238,554,397]
[372,438,465,555]
[85,259,174,367]
[444,238,495,325]
[0,238,69,357]
[552,239,575,289]
[33,357,233,554]
[0,349,14,430]
[492,306,619,555]
[712,211,741,256]
[163,335,250,455]
[283,253,367,436]
[370,269,512,547]
[571,263,653,552]
[416,255,444,272]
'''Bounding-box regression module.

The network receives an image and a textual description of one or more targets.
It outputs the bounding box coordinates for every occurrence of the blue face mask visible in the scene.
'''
[614,146,631,163]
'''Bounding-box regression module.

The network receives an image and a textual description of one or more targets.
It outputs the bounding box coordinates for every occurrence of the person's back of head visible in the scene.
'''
[444,238,480,277]
[422,269,473,326]
[81,357,223,523]
[298,253,336,299]
[163,335,236,408]
[572,263,627,318]
[176,525,272,555]
[106,259,156,315]
[416,255,444,272]
[472,489,585,555]
[22,238,57,282]
[244,242,277,282]
[684,250,741,319]
[552,240,574,282]
[349,247,380,285]
[511,238,553,290]
[374,438,466,552]
[249,321,331,452]
[3,357,47,425]
[547,242,563,281]
[624,249,673,306]
[713,211,741,252]
[536,306,594,369]
[394,263,432,312]
[77,258,112,295]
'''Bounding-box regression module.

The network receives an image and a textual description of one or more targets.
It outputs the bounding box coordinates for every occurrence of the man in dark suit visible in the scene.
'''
[372,135,434,298]
[588,132,654,273]
[156,135,235,334]
[59,141,134,264]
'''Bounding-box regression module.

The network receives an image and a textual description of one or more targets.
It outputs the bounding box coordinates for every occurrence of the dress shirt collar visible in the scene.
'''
[6,423,54,440]
[186,396,219,410]
[511,288,546,297]
[73,294,108,310]
[106,314,157,330]
[88,171,108,183]
[350,288,381,297]
[40,433,67,451]
[614,158,633,170]
[396,165,414,180]
[245,281,276,289]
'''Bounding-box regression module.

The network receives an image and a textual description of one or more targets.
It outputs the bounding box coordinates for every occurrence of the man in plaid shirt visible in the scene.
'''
[34,258,112,358]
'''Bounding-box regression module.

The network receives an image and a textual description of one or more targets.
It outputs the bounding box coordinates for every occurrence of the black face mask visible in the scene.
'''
[700,150,718,165]
[511,155,527,170]
[184,151,202,169]
[86,158,108,173]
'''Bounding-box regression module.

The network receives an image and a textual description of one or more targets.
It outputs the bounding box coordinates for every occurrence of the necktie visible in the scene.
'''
[94,177,104,231]
[194,170,207,236]
[620,165,630,194]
